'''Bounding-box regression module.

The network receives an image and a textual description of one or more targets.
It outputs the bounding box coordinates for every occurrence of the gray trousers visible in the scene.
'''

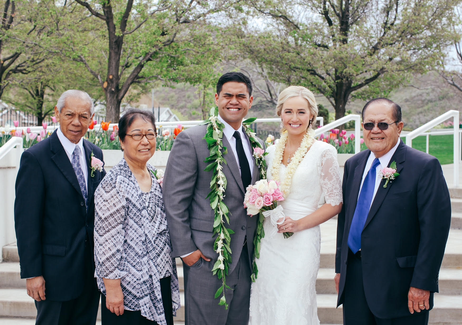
[183,246,251,325]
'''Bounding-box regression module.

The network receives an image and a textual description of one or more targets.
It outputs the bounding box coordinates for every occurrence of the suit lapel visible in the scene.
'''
[364,141,406,229]
[49,131,84,200]
[83,140,94,205]
[222,136,245,193]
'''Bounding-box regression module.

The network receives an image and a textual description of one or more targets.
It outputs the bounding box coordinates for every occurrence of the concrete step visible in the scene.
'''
[450,213,462,229]
[0,263,24,289]
[451,198,462,213]
[2,244,19,263]
[449,188,462,199]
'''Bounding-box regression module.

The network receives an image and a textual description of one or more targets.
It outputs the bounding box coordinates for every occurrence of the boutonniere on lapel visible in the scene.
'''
[381,161,399,188]
[252,147,267,173]
[90,152,104,177]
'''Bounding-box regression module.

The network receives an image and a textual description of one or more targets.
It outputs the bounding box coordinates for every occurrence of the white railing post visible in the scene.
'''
[406,110,459,187]
[426,134,430,154]
[454,113,459,187]
[354,115,361,154]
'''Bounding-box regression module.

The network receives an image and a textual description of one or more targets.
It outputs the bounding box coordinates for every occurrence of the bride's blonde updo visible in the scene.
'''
[276,86,318,130]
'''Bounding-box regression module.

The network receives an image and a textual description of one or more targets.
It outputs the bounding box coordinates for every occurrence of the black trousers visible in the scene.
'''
[35,246,100,325]
[343,249,429,325]
[101,276,174,325]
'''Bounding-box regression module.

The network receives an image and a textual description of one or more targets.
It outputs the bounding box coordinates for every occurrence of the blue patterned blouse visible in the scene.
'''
[94,158,180,324]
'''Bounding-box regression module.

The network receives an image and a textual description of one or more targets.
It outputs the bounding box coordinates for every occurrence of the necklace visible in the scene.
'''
[271,129,316,197]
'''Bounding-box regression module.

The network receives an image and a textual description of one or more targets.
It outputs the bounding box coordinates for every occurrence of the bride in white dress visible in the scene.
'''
[249,86,343,325]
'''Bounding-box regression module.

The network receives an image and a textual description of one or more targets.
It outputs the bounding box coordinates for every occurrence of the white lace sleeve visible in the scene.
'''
[320,146,343,206]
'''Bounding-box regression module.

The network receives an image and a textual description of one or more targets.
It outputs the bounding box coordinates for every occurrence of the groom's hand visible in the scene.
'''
[334,273,340,294]
[182,249,211,267]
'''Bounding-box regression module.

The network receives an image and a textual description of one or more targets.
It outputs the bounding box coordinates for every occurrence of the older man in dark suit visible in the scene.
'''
[335,98,451,325]
[15,90,105,325]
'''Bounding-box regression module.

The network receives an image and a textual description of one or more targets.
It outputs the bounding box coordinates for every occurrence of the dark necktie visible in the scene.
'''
[233,131,251,190]
[71,146,88,210]
[348,158,380,253]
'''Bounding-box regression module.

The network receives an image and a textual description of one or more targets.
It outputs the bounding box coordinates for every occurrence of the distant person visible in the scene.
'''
[163,72,263,325]
[15,90,105,324]
[335,98,451,325]
[94,109,180,325]
[248,86,343,324]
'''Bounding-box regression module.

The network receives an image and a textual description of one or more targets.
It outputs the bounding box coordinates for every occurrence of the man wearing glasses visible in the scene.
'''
[335,98,451,325]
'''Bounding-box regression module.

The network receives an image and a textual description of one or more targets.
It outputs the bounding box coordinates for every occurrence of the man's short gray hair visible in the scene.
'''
[56,90,94,114]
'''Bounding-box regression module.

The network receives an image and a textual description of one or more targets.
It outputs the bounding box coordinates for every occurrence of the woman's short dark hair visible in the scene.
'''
[216,72,253,96]
[118,109,157,144]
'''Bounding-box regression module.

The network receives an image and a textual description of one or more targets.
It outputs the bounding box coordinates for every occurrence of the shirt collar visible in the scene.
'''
[218,115,244,142]
[372,139,401,169]
[57,127,84,156]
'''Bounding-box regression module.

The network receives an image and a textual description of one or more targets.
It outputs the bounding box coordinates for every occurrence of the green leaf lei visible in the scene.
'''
[203,107,267,309]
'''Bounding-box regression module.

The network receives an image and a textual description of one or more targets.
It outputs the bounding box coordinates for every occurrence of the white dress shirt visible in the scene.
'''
[358,139,401,207]
[218,115,254,177]
[57,128,88,191]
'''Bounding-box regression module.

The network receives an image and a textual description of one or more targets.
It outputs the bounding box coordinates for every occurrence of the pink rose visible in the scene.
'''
[382,167,396,177]
[273,189,284,201]
[248,191,259,204]
[263,193,273,206]
[253,147,265,158]
[255,197,264,210]
[91,156,104,172]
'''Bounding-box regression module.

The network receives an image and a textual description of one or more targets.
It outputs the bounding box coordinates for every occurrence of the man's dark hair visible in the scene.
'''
[216,72,253,96]
[118,108,157,144]
[362,98,402,122]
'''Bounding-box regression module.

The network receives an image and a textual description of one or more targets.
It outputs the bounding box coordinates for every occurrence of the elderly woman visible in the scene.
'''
[94,109,180,325]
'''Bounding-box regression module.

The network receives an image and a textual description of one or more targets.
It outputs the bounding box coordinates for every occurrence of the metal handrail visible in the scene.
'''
[0,137,23,161]
[315,115,362,154]
[405,110,460,187]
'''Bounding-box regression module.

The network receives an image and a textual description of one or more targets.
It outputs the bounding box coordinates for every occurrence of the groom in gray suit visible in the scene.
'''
[163,72,261,325]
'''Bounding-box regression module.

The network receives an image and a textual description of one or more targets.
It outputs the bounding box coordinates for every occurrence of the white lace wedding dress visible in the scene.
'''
[248,140,343,325]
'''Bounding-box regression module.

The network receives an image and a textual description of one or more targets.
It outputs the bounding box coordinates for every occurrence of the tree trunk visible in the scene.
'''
[105,89,122,122]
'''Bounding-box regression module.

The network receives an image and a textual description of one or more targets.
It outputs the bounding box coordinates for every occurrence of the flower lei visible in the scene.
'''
[204,107,266,309]
[271,128,316,197]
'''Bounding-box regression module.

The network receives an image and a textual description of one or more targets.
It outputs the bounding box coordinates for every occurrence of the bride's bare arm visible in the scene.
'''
[278,203,342,233]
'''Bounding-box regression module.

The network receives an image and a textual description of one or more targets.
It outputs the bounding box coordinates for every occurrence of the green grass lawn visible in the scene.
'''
[404,134,454,165]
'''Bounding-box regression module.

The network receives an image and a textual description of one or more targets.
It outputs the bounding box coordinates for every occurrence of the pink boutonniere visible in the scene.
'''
[90,152,104,177]
[382,161,399,188]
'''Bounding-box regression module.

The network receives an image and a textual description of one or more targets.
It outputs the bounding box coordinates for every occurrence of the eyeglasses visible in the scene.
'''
[363,121,398,131]
[126,133,156,141]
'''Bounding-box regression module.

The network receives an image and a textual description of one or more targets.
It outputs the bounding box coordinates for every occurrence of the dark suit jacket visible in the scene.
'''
[336,140,451,319]
[14,130,105,301]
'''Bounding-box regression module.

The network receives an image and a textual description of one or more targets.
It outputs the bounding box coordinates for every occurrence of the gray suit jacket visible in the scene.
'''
[163,124,260,273]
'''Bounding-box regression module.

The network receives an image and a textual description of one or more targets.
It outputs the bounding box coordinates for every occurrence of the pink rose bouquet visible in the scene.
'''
[90,154,104,177]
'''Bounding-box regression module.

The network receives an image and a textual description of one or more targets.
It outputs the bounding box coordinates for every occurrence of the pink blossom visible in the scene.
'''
[248,190,259,204]
[319,134,324,140]
[332,129,340,134]
[253,147,265,158]
[382,167,396,177]
[52,116,57,123]
[91,156,104,172]
[273,189,284,201]
[360,138,364,144]
[350,134,355,140]
[29,133,37,141]
[254,197,264,210]
[15,129,23,137]
[339,141,343,147]
[340,130,347,137]
[42,122,47,130]
[343,135,348,141]
[345,139,349,145]
[13,121,19,127]
[26,128,31,134]
[110,132,116,141]
[177,124,183,129]
[263,193,273,206]
[37,136,42,142]
[40,129,46,138]
[162,129,170,137]
[334,139,339,144]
